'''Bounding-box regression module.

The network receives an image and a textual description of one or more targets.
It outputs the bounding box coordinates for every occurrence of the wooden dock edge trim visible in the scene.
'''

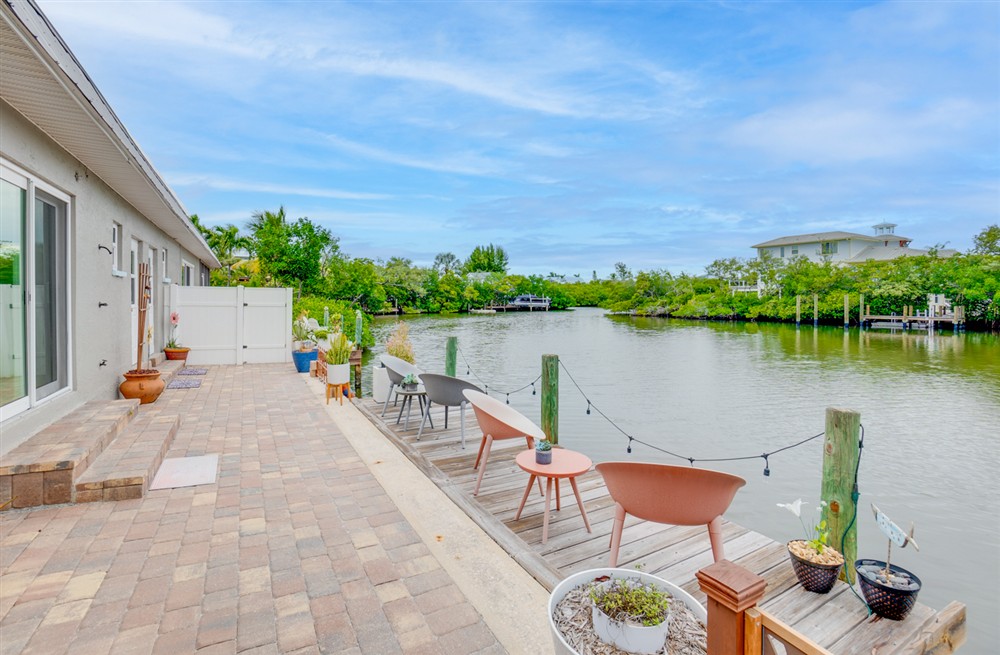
[353,400,563,591]
[899,601,967,655]
[747,606,834,655]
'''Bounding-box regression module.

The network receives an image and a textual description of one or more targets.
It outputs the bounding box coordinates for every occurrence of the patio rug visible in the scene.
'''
[150,454,219,490]
[167,378,201,389]
[177,368,208,376]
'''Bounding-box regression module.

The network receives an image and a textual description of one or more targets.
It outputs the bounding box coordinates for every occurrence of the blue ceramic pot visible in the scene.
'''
[292,349,318,373]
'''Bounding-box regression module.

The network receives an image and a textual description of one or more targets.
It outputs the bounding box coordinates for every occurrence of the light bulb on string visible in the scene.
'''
[762,454,770,477]
[531,382,536,395]
[626,437,633,454]
[586,400,591,415]
[506,394,510,405]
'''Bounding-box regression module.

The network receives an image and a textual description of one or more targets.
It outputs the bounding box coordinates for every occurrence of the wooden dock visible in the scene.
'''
[356,397,965,654]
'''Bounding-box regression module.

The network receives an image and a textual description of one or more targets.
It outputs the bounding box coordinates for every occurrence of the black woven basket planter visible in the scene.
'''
[855,559,922,621]
[787,541,843,594]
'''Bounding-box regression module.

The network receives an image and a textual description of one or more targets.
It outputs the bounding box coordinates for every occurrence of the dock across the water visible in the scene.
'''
[355,396,966,655]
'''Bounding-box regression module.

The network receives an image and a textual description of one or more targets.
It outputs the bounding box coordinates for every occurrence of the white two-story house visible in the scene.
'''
[752,223,956,264]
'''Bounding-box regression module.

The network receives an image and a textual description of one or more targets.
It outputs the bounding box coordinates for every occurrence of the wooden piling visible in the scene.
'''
[813,293,819,327]
[541,354,559,445]
[859,294,865,328]
[445,337,457,377]
[822,407,860,583]
[795,296,801,327]
[843,295,849,328]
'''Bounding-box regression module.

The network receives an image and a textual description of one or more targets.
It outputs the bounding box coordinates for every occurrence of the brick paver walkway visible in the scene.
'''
[0,365,505,655]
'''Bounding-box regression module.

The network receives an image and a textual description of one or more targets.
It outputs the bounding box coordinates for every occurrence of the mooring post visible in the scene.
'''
[813,293,819,327]
[859,294,866,329]
[541,354,559,445]
[843,294,850,329]
[795,296,801,327]
[445,336,457,377]
[822,407,861,583]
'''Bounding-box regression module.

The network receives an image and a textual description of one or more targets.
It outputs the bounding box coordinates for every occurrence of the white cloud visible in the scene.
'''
[319,133,507,177]
[168,174,388,201]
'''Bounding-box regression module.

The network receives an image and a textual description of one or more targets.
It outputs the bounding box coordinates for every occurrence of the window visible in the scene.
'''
[111,222,122,273]
[779,247,785,258]
[1,158,71,419]
[791,248,798,256]
[821,242,839,255]
[181,260,194,286]
[161,249,169,283]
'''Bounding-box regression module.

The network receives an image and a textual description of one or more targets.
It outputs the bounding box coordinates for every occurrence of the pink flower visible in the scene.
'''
[170,312,180,326]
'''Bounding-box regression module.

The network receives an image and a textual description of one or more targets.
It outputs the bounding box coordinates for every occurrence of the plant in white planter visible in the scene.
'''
[549,568,707,655]
[326,333,352,385]
[589,577,670,654]
[401,373,419,390]
[535,439,553,465]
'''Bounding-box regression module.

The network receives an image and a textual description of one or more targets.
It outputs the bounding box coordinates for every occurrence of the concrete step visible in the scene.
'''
[0,400,139,509]
[74,410,180,503]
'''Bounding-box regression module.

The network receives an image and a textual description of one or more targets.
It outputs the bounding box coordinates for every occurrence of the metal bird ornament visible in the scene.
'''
[872,504,919,551]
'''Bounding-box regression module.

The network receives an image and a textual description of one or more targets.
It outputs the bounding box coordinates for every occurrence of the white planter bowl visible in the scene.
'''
[372,364,389,403]
[548,568,706,655]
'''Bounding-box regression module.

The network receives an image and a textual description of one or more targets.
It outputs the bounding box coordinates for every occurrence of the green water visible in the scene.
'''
[367,308,999,651]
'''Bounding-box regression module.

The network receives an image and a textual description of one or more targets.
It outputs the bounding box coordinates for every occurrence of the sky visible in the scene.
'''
[38,0,1000,277]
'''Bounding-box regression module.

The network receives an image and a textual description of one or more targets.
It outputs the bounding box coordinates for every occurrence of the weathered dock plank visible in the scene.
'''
[355,397,966,653]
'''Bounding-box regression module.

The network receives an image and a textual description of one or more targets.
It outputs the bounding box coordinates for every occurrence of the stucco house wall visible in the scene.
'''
[0,0,218,454]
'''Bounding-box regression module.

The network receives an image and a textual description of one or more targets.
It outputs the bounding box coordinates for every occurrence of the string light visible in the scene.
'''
[762,454,770,477]
[586,400,591,415]
[626,437,633,454]
[506,393,510,404]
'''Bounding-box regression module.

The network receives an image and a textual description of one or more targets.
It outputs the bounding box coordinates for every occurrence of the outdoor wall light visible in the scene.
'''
[98,244,112,254]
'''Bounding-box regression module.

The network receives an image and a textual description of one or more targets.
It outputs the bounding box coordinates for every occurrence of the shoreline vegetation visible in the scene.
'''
[192,211,999,334]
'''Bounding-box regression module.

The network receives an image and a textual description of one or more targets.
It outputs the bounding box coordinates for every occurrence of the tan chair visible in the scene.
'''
[463,390,545,497]
[595,462,746,566]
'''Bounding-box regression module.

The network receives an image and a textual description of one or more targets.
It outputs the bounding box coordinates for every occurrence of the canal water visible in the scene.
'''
[366,307,999,652]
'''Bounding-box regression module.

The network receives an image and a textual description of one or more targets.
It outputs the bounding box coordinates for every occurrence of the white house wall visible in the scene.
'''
[0,99,208,454]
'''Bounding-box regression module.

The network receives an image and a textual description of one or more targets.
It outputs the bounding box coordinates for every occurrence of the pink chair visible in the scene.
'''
[595,462,746,566]
[463,390,545,497]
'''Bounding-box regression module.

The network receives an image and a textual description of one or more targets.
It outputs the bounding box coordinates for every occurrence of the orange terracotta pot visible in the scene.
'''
[119,370,164,404]
[163,347,190,361]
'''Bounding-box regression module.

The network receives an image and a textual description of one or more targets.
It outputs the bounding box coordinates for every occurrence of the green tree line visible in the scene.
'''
[192,211,999,332]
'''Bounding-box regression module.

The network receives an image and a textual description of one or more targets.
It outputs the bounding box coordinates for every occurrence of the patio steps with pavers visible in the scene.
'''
[0,399,140,509]
[74,410,180,502]
[0,360,188,511]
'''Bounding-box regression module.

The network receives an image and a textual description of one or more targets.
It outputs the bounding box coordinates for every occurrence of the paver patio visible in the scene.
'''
[0,364,505,655]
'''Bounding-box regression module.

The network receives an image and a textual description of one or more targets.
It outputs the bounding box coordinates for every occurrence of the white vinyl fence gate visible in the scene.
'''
[169,286,292,366]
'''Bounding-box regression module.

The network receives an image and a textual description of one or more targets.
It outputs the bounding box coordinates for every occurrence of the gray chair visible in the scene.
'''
[380,354,422,418]
[416,374,483,447]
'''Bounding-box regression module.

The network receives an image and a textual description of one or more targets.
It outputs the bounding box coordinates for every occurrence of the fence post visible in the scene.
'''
[541,354,559,445]
[822,407,860,583]
[445,337,458,377]
[696,560,767,655]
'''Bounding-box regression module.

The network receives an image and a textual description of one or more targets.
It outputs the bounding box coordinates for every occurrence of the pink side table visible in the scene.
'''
[514,448,593,544]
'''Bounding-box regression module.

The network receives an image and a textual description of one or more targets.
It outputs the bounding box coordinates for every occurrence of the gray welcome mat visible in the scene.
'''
[178,368,208,376]
[150,454,219,490]
[167,378,201,389]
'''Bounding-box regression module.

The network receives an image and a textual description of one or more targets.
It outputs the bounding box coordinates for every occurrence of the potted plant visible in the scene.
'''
[120,271,163,404]
[313,328,330,351]
[778,498,844,593]
[548,568,706,655]
[536,439,553,465]
[855,504,921,620]
[326,333,352,386]
[163,312,191,361]
[401,373,419,391]
[589,576,671,654]
[291,313,318,373]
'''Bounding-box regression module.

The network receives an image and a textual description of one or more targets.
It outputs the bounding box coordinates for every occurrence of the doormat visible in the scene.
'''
[178,368,208,376]
[150,454,219,490]
[167,378,201,389]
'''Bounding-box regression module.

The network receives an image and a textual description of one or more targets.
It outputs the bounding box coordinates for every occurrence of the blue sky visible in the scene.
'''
[39,1,1000,277]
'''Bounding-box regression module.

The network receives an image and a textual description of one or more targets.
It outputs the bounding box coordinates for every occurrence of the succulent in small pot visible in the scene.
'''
[588,576,671,654]
[778,498,844,593]
[401,373,419,390]
[536,439,553,465]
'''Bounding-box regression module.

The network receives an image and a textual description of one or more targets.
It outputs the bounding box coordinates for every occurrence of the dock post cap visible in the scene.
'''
[696,560,767,612]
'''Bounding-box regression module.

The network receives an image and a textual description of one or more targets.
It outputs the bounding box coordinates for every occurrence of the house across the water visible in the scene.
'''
[1,0,218,452]
[752,223,957,264]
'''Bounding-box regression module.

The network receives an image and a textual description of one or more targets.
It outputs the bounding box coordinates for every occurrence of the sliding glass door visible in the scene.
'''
[0,161,69,420]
